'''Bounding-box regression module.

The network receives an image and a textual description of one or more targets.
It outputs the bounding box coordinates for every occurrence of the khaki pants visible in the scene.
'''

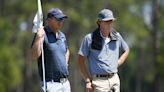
[92,73,120,92]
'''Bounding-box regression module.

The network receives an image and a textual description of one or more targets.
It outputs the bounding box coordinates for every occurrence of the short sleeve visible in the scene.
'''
[118,33,129,52]
[60,31,69,50]
[78,34,92,57]
[64,38,68,49]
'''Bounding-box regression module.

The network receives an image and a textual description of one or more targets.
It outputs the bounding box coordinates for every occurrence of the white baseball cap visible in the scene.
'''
[98,9,116,21]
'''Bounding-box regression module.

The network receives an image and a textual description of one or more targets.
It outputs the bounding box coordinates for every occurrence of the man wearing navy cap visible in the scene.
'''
[78,9,130,92]
[31,8,71,92]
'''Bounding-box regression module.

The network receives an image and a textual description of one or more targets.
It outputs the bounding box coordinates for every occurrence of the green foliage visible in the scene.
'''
[0,46,22,91]
[0,0,164,92]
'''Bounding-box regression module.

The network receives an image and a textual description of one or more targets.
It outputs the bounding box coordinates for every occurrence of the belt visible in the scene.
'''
[59,78,68,83]
[46,78,68,83]
[94,73,115,78]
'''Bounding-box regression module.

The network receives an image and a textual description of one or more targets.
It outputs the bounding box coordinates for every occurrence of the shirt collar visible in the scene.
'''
[110,28,118,40]
[45,26,64,39]
[99,28,118,41]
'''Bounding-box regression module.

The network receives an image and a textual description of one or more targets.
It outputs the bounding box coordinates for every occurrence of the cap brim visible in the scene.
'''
[55,14,68,19]
[101,18,116,21]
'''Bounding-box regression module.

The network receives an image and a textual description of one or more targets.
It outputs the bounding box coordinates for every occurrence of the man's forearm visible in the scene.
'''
[31,36,42,60]
[78,55,91,83]
[118,48,130,66]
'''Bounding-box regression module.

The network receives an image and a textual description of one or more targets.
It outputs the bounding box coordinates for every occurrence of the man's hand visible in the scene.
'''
[86,82,93,92]
[36,27,45,40]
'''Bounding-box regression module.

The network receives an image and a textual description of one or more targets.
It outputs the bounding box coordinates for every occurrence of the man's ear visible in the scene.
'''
[97,21,100,27]
[47,17,51,20]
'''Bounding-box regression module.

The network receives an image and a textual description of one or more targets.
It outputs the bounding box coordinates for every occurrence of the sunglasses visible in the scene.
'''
[55,17,64,22]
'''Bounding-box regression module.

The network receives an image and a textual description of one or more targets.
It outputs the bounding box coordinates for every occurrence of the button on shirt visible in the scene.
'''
[78,31,129,76]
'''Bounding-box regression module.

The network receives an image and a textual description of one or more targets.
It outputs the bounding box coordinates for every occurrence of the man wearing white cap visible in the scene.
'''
[77,9,130,92]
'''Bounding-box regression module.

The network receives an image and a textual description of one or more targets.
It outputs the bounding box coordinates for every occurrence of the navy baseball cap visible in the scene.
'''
[47,8,67,19]
[98,9,115,21]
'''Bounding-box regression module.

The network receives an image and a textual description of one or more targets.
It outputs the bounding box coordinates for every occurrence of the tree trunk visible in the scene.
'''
[135,48,142,92]
[151,0,163,92]
[23,49,32,92]
[0,0,4,16]
[22,32,33,92]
